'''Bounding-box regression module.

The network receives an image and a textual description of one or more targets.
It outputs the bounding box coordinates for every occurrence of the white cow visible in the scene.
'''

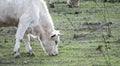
[0,0,60,58]
[49,0,80,8]
[67,0,80,7]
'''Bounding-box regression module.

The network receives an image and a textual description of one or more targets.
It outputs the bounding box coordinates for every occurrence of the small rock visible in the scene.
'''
[24,61,27,64]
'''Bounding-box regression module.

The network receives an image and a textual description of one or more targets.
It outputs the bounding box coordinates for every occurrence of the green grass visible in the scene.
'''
[0,1,120,66]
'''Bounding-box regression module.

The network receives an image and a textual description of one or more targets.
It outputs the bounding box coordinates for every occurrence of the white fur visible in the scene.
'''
[0,0,60,57]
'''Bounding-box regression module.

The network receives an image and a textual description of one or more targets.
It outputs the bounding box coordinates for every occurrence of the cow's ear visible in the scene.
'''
[56,30,60,36]
[50,34,57,40]
[51,34,56,38]
[50,30,60,39]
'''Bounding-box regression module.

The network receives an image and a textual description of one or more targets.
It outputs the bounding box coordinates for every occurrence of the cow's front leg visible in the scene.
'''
[14,15,32,58]
[14,27,29,58]
[14,38,21,58]
[23,34,35,57]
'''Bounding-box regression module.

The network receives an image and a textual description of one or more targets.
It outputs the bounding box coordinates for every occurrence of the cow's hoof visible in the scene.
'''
[68,5,72,8]
[14,52,21,58]
[49,54,58,56]
[48,53,58,56]
[27,51,35,57]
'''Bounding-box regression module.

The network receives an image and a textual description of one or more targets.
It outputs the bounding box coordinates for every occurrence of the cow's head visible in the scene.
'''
[40,30,60,56]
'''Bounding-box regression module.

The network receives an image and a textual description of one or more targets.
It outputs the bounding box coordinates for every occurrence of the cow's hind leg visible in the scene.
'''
[14,15,32,58]
[23,34,35,57]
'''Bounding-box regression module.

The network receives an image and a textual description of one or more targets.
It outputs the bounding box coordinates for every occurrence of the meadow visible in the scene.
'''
[0,1,120,66]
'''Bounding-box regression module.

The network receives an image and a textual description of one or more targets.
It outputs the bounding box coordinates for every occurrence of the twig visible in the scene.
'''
[64,14,78,30]
[102,34,111,66]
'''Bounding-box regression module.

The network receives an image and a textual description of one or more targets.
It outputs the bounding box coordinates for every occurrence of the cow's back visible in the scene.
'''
[0,0,33,27]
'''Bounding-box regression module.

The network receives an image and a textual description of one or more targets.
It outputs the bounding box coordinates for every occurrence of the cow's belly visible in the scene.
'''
[0,18,18,27]
[0,22,18,27]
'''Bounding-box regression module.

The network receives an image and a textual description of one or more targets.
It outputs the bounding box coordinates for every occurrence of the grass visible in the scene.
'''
[0,1,120,66]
